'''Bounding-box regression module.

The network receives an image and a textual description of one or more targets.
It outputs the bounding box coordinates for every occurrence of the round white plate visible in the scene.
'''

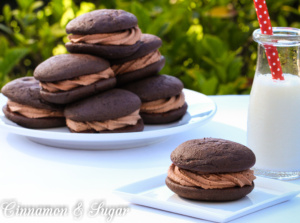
[0,89,216,150]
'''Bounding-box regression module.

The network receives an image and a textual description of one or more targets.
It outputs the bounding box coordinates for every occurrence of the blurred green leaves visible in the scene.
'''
[1,0,300,94]
[0,36,29,87]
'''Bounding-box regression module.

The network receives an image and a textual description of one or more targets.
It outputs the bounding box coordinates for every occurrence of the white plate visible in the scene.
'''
[115,174,300,223]
[0,89,216,150]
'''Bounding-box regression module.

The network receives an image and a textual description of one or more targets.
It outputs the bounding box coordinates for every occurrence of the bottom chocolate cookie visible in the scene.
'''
[40,77,116,104]
[116,57,165,86]
[141,102,188,124]
[165,177,254,201]
[3,105,65,129]
[67,119,144,133]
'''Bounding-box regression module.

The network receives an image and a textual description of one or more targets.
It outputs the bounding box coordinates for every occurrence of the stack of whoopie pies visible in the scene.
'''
[1,9,188,132]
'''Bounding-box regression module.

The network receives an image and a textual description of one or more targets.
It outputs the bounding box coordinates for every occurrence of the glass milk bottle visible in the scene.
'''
[247,27,300,180]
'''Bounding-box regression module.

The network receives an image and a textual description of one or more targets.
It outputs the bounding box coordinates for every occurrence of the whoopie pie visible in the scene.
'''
[1,77,65,128]
[34,54,116,104]
[166,138,256,201]
[65,9,142,59]
[123,75,187,124]
[64,89,144,133]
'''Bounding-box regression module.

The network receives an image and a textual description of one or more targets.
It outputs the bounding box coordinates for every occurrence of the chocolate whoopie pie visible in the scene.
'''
[111,34,165,85]
[34,54,116,104]
[123,75,187,124]
[65,9,142,59]
[1,77,65,128]
[166,138,256,201]
[64,89,144,133]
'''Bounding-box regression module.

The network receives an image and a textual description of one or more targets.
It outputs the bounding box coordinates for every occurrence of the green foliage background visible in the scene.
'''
[0,0,300,94]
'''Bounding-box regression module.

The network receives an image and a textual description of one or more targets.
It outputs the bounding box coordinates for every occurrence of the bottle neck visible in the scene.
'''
[255,43,300,76]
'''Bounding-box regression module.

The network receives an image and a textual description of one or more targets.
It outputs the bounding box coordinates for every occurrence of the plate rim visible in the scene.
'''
[0,89,217,142]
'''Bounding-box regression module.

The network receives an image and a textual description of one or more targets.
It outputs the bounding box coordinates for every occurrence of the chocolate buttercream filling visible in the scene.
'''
[141,92,185,114]
[66,110,141,132]
[111,50,161,75]
[7,100,64,119]
[168,164,256,189]
[40,68,114,93]
[68,26,141,45]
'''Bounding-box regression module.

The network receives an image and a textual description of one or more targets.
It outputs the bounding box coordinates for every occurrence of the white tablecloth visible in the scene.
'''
[0,95,299,223]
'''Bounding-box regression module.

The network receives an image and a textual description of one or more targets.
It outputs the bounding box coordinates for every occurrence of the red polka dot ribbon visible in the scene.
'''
[253,0,284,80]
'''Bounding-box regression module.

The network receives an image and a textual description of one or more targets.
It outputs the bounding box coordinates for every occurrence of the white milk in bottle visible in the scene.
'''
[247,73,300,172]
[247,27,300,180]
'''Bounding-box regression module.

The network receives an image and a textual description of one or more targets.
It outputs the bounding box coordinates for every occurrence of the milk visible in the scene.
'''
[247,73,300,171]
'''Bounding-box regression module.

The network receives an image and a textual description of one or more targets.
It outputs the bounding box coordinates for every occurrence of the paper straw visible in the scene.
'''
[253,0,284,80]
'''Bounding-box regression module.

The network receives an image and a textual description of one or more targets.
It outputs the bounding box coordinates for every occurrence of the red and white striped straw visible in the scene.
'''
[253,0,284,80]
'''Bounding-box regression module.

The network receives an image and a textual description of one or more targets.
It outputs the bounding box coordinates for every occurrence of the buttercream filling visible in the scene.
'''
[111,50,161,75]
[40,68,114,93]
[7,100,64,119]
[168,164,256,189]
[66,110,141,132]
[141,92,185,114]
[68,26,141,45]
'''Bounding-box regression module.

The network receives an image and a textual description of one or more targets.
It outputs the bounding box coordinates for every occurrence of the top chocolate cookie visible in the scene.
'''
[171,138,256,173]
[64,89,141,122]
[123,75,184,102]
[66,9,138,34]
[34,54,110,82]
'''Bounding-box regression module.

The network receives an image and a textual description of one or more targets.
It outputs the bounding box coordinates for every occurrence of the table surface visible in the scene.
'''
[0,95,299,223]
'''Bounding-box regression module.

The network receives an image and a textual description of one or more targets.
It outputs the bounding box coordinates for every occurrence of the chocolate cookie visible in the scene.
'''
[165,177,254,201]
[65,9,142,59]
[1,77,65,128]
[34,54,116,104]
[111,34,165,85]
[64,89,144,133]
[123,75,187,124]
[166,138,256,201]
